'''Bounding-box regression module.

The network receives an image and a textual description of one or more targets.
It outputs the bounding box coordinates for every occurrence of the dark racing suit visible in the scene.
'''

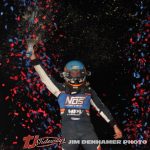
[31,59,116,150]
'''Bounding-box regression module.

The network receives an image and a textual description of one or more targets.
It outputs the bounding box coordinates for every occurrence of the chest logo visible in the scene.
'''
[67,109,83,116]
[65,96,85,107]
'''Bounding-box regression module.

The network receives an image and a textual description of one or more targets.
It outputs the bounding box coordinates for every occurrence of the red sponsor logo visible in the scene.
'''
[23,135,65,149]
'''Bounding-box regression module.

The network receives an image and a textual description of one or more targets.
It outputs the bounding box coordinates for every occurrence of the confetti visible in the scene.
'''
[0,0,149,150]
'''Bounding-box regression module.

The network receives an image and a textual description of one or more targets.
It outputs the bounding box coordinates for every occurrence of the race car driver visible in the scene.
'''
[26,40,122,150]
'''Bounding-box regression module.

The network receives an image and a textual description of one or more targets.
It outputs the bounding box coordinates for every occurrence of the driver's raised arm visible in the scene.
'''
[26,40,61,97]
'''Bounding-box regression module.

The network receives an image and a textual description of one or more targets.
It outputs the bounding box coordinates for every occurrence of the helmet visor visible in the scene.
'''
[70,70,81,78]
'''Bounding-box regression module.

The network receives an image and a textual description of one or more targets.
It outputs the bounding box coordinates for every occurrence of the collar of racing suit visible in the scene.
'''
[64,81,91,95]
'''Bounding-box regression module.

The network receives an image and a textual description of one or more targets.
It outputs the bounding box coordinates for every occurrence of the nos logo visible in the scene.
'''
[65,96,85,106]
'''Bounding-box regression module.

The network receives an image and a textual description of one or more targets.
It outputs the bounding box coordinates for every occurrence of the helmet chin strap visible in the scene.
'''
[65,81,86,93]
[69,83,84,87]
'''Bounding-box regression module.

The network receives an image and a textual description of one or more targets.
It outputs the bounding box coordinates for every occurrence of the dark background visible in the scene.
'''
[0,0,149,150]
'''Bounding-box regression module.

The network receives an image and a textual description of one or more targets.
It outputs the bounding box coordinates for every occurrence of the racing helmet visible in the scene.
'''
[61,60,90,87]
